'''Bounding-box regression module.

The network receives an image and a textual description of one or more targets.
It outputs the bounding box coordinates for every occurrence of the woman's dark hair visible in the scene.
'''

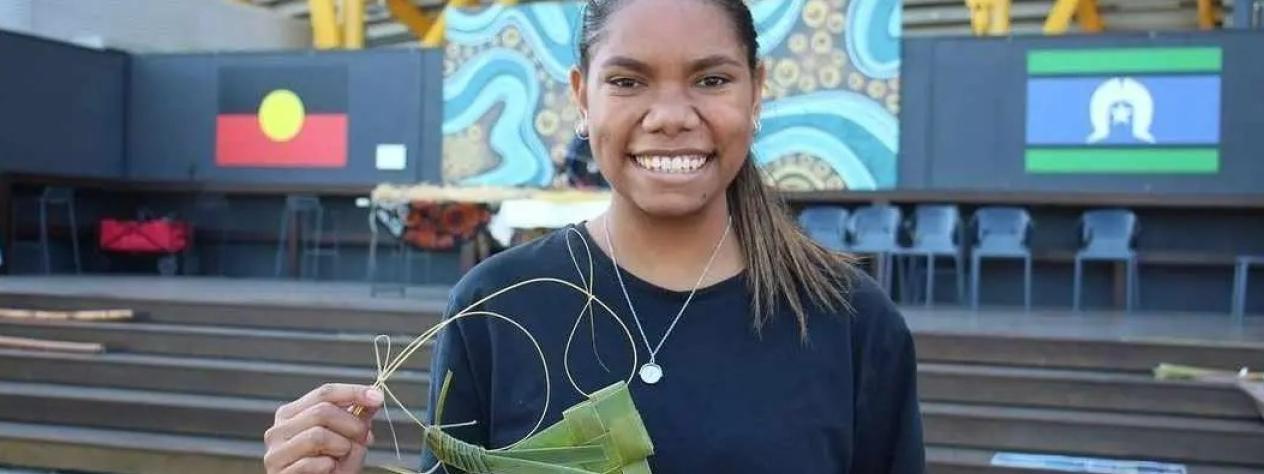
[576,0,855,338]
[578,0,758,73]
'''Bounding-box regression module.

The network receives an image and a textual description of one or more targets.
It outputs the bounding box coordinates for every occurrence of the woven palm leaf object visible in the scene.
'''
[424,381,654,474]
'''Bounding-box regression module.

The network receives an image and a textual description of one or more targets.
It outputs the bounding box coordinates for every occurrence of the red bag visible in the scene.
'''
[100,219,190,254]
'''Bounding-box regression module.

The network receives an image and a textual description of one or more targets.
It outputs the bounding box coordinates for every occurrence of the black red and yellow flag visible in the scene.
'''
[215,66,348,168]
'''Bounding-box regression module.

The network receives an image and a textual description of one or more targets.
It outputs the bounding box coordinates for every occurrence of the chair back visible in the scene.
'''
[1080,209,1138,255]
[848,205,902,252]
[910,204,960,253]
[797,206,849,251]
[974,207,1031,253]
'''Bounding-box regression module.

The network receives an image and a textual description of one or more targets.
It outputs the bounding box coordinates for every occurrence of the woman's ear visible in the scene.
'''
[752,61,767,119]
[570,67,588,120]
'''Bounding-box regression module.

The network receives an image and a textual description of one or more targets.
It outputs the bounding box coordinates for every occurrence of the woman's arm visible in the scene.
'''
[850,277,926,474]
[419,294,492,473]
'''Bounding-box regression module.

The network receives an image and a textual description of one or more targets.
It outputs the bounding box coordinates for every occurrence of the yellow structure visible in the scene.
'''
[966,0,1107,36]
[1042,0,1104,35]
[308,0,343,49]
[307,0,519,50]
[343,0,365,49]
[1196,0,1225,30]
[965,0,1011,35]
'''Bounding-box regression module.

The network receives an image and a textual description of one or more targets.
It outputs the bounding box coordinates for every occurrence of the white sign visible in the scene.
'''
[375,144,407,171]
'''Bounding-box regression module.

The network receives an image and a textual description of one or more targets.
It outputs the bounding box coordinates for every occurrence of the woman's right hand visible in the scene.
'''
[264,383,385,474]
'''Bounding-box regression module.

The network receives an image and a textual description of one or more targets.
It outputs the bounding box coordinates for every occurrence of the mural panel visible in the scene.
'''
[442,0,901,190]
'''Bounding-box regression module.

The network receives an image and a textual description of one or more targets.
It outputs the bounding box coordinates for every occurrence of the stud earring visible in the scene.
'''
[575,117,590,140]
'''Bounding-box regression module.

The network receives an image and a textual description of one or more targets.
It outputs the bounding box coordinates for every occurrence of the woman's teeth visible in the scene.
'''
[633,154,709,174]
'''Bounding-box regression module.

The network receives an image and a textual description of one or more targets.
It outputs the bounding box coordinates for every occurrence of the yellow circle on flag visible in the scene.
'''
[258,89,305,142]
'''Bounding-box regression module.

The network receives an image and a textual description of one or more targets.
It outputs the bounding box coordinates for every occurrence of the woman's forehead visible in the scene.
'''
[591,0,747,66]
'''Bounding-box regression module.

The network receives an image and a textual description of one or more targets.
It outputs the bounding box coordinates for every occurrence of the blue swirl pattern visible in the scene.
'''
[442,0,901,189]
[846,0,901,79]
[446,3,580,82]
[444,49,552,186]
[756,91,897,190]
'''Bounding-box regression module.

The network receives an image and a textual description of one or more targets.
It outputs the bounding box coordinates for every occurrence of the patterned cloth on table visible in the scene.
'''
[374,201,492,252]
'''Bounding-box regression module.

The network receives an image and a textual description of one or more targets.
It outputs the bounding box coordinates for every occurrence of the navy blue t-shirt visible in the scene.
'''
[421,224,924,473]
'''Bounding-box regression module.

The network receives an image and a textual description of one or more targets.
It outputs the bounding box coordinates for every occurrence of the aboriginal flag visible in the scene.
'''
[215,66,348,168]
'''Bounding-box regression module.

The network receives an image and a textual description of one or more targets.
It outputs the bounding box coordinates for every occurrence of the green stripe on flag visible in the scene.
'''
[1028,48,1222,75]
[1025,148,1220,174]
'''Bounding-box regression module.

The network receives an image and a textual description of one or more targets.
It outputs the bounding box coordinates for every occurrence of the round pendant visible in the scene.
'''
[638,363,664,384]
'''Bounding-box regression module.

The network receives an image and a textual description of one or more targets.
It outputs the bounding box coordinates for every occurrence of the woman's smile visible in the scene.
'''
[629,148,716,179]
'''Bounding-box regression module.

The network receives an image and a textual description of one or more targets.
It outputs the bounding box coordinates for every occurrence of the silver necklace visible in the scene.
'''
[602,215,732,385]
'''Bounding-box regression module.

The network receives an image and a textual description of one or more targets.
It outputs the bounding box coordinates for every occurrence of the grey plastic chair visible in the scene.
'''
[970,207,1033,310]
[39,187,82,274]
[798,206,849,252]
[847,204,902,292]
[274,195,340,279]
[902,204,966,307]
[1232,256,1263,322]
[1073,209,1139,312]
[189,193,230,276]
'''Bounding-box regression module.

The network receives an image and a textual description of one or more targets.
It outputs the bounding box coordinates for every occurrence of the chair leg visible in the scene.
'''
[1232,262,1248,323]
[898,255,912,303]
[1132,257,1142,313]
[310,210,324,280]
[67,200,81,274]
[1023,256,1033,312]
[1072,257,1083,312]
[423,250,433,284]
[970,255,981,310]
[404,244,414,286]
[217,227,228,276]
[955,254,966,305]
[39,201,50,274]
[884,253,895,295]
[893,255,904,303]
[274,210,289,278]
[925,254,936,308]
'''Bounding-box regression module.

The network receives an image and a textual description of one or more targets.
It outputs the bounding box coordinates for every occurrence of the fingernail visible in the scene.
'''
[365,388,384,404]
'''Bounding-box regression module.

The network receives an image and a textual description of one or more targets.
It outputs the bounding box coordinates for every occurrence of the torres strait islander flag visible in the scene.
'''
[215,66,349,168]
[1025,47,1223,174]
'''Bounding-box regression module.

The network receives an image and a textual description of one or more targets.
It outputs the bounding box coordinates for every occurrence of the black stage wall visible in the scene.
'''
[900,31,1264,195]
[127,48,443,185]
[0,31,128,178]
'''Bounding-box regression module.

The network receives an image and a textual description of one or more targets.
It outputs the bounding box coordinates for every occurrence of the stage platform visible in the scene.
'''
[0,275,1260,474]
[0,275,1259,342]
[0,275,450,313]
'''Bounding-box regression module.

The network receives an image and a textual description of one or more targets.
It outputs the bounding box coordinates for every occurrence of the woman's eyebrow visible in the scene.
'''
[688,54,743,73]
[601,56,652,74]
[599,54,742,75]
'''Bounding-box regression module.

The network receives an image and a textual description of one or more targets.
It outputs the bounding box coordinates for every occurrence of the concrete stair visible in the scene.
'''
[0,293,1260,473]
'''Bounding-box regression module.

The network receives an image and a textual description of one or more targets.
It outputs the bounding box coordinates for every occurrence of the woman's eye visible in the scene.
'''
[609,77,640,88]
[698,76,730,88]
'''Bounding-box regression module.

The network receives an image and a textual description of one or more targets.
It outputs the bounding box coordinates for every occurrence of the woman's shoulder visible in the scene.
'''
[841,270,912,341]
[447,226,589,306]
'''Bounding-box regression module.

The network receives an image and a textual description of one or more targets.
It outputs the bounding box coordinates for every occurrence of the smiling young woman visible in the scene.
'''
[263,0,924,473]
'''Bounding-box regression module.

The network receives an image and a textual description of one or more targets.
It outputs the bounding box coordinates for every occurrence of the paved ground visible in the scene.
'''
[0,466,100,473]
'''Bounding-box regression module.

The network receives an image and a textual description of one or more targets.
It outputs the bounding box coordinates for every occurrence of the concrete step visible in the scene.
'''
[923,402,1264,468]
[0,319,433,368]
[919,363,1259,419]
[925,445,1262,474]
[0,381,426,452]
[0,291,446,333]
[0,420,417,474]
[0,348,429,407]
[915,331,1264,372]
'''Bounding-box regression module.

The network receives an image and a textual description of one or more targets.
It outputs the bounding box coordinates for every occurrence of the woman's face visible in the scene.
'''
[572,0,765,218]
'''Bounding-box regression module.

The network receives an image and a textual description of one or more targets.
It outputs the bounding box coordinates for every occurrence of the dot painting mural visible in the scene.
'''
[441,0,901,190]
